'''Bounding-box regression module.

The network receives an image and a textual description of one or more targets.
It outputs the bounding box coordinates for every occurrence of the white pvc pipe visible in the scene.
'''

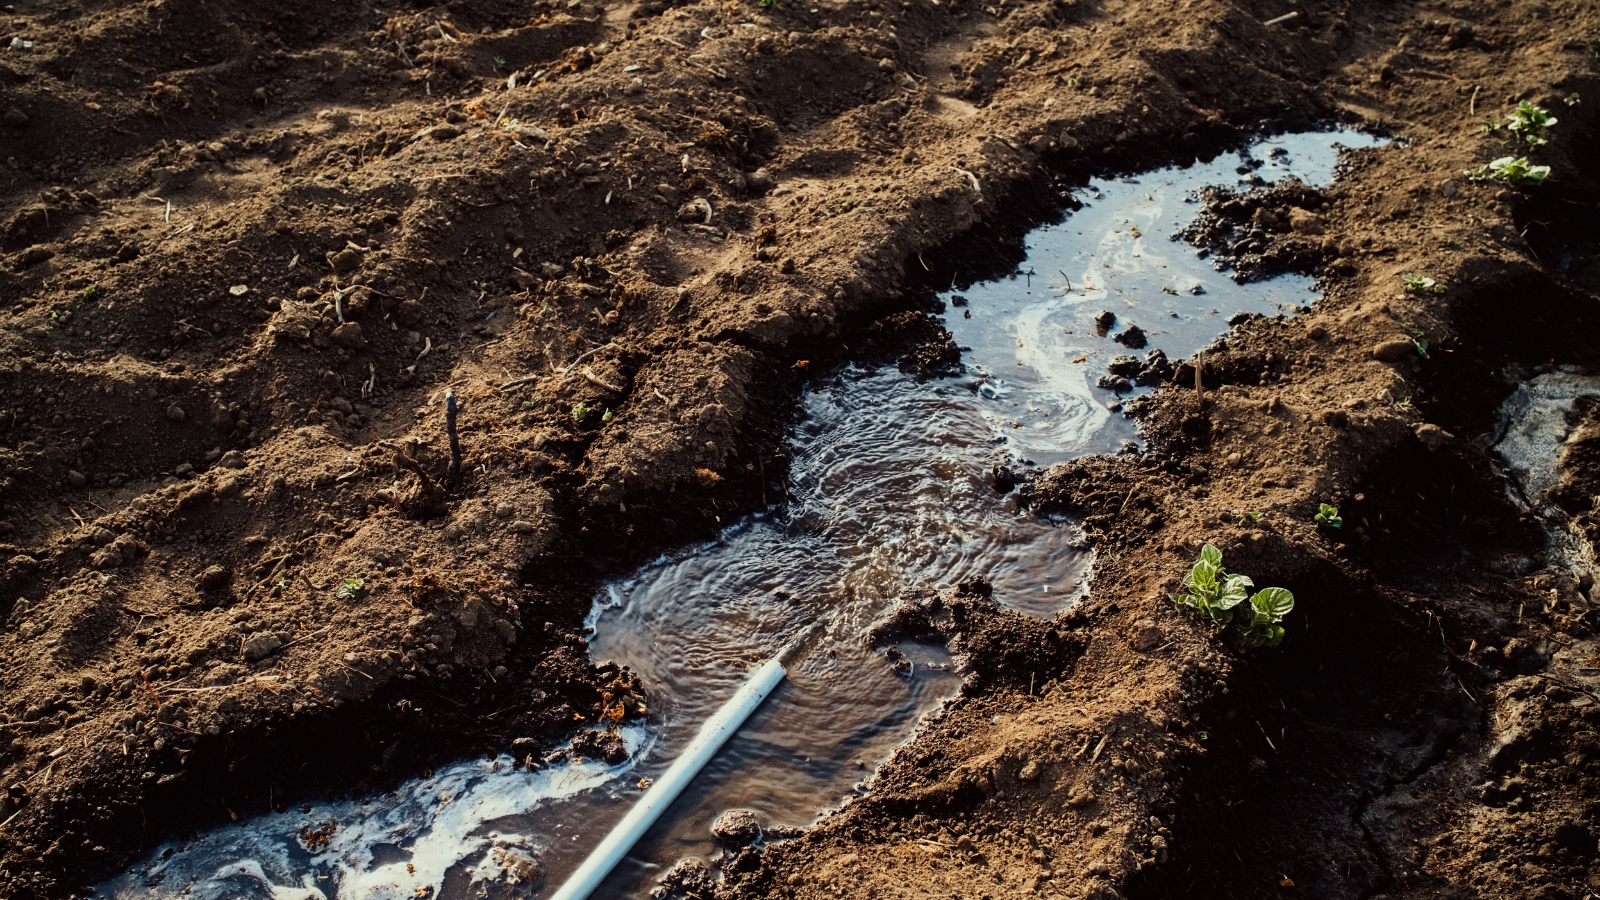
[547,655,790,900]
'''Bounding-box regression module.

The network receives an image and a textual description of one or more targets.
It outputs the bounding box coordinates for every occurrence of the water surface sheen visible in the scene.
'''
[97,129,1381,900]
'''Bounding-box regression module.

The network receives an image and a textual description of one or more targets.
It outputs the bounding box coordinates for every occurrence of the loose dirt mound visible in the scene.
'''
[0,0,1597,898]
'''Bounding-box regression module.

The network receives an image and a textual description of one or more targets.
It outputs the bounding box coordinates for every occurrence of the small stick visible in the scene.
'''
[1089,733,1110,763]
[1195,351,1205,406]
[1262,11,1298,25]
[580,366,624,393]
[1469,85,1480,116]
[138,669,162,709]
[445,391,464,487]
[1256,719,1277,751]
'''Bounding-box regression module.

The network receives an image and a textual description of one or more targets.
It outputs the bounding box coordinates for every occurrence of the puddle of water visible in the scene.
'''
[96,128,1383,900]
[947,130,1386,465]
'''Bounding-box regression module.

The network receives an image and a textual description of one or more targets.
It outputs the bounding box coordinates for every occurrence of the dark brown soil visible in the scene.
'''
[0,0,1598,897]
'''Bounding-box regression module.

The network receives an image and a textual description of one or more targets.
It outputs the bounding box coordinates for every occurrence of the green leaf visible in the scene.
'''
[1251,586,1295,621]
[1217,574,1253,610]
[1199,543,1222,568]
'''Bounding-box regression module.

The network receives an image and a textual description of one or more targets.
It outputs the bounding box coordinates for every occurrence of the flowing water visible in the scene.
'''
[97,128,1384,900]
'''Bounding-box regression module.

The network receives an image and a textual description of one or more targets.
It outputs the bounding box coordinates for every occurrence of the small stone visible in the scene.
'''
[495,502,515,519]
[332,322,365,349]
[166,403,187,422]
[1440,179,1459,199]
[1413,422,1453,450]
[228,284,249,297]
[877,57,896,72]
[1018,759,1042,781]
[430,124,464,140]
[197,565,230,591]
[242,632,284,662]
[328,249,362,274]
[174,462,195,477]
[1028,134,1051,153]
[206,724,222,736]
[711,809,764,846]
[1093,310,1117,329]
[1225,451,1242,467]
[219,450,247,469]
[1114,325,1148,349]
[1287,207,1325,235]
[395,300,424,327]
[67,470,87,487]
[747,167,774,191]
[1108,355,1142,377]
[1372,336,1415,362]
[1128,619,1163,652]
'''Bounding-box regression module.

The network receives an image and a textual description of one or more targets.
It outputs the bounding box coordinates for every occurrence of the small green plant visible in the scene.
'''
[1563,92,1581,107]
[1066,75,1080,87]
[1505,100,1556,146]
[1236,586,1296,648]
[1465,156,1550,187]
[82,285,98,301]
[493,56,508,70]
[572,401,595,422]
[336,577,366,600]
[1233,510,1264,525]
[1413,338,1430,360]
[1313,503,1342,529]
[1401,274,1444,295]
[601,408,614,424]
[1170,544,1296,649]
[759,0,775,7]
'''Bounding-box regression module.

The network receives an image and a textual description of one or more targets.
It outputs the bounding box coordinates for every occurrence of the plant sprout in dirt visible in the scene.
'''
[1170,544,1296,649]
[1402,274,1445,294]
[1466,156,1550,187]
[1313,503,1343,529]
[335,577,365,600]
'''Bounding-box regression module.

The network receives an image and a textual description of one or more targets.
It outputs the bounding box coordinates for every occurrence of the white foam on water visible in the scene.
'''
[97,726,649,900]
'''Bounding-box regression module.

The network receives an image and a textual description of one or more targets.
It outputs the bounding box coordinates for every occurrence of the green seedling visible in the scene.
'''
[1170,543,1297,650]
[759,0,775,7]
[1505,100,1556,146]
[82,285,98,301]
[1465,156,1550,187]
[1313,503,1342,529]
[1478,116,1502,137]
[1234,510,1264,525]
[1564,92,1581,107]
[601,408,614,424]
[493,56,508,70]
[1171,543,1250,631]
[336,577,366,600]
[1413,338,1430,360]
[1401,274,1444,295]
[1236,586,1295,648]
[572,401,595,422]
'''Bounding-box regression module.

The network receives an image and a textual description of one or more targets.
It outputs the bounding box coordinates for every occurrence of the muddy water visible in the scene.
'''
[97,129,1382,900]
